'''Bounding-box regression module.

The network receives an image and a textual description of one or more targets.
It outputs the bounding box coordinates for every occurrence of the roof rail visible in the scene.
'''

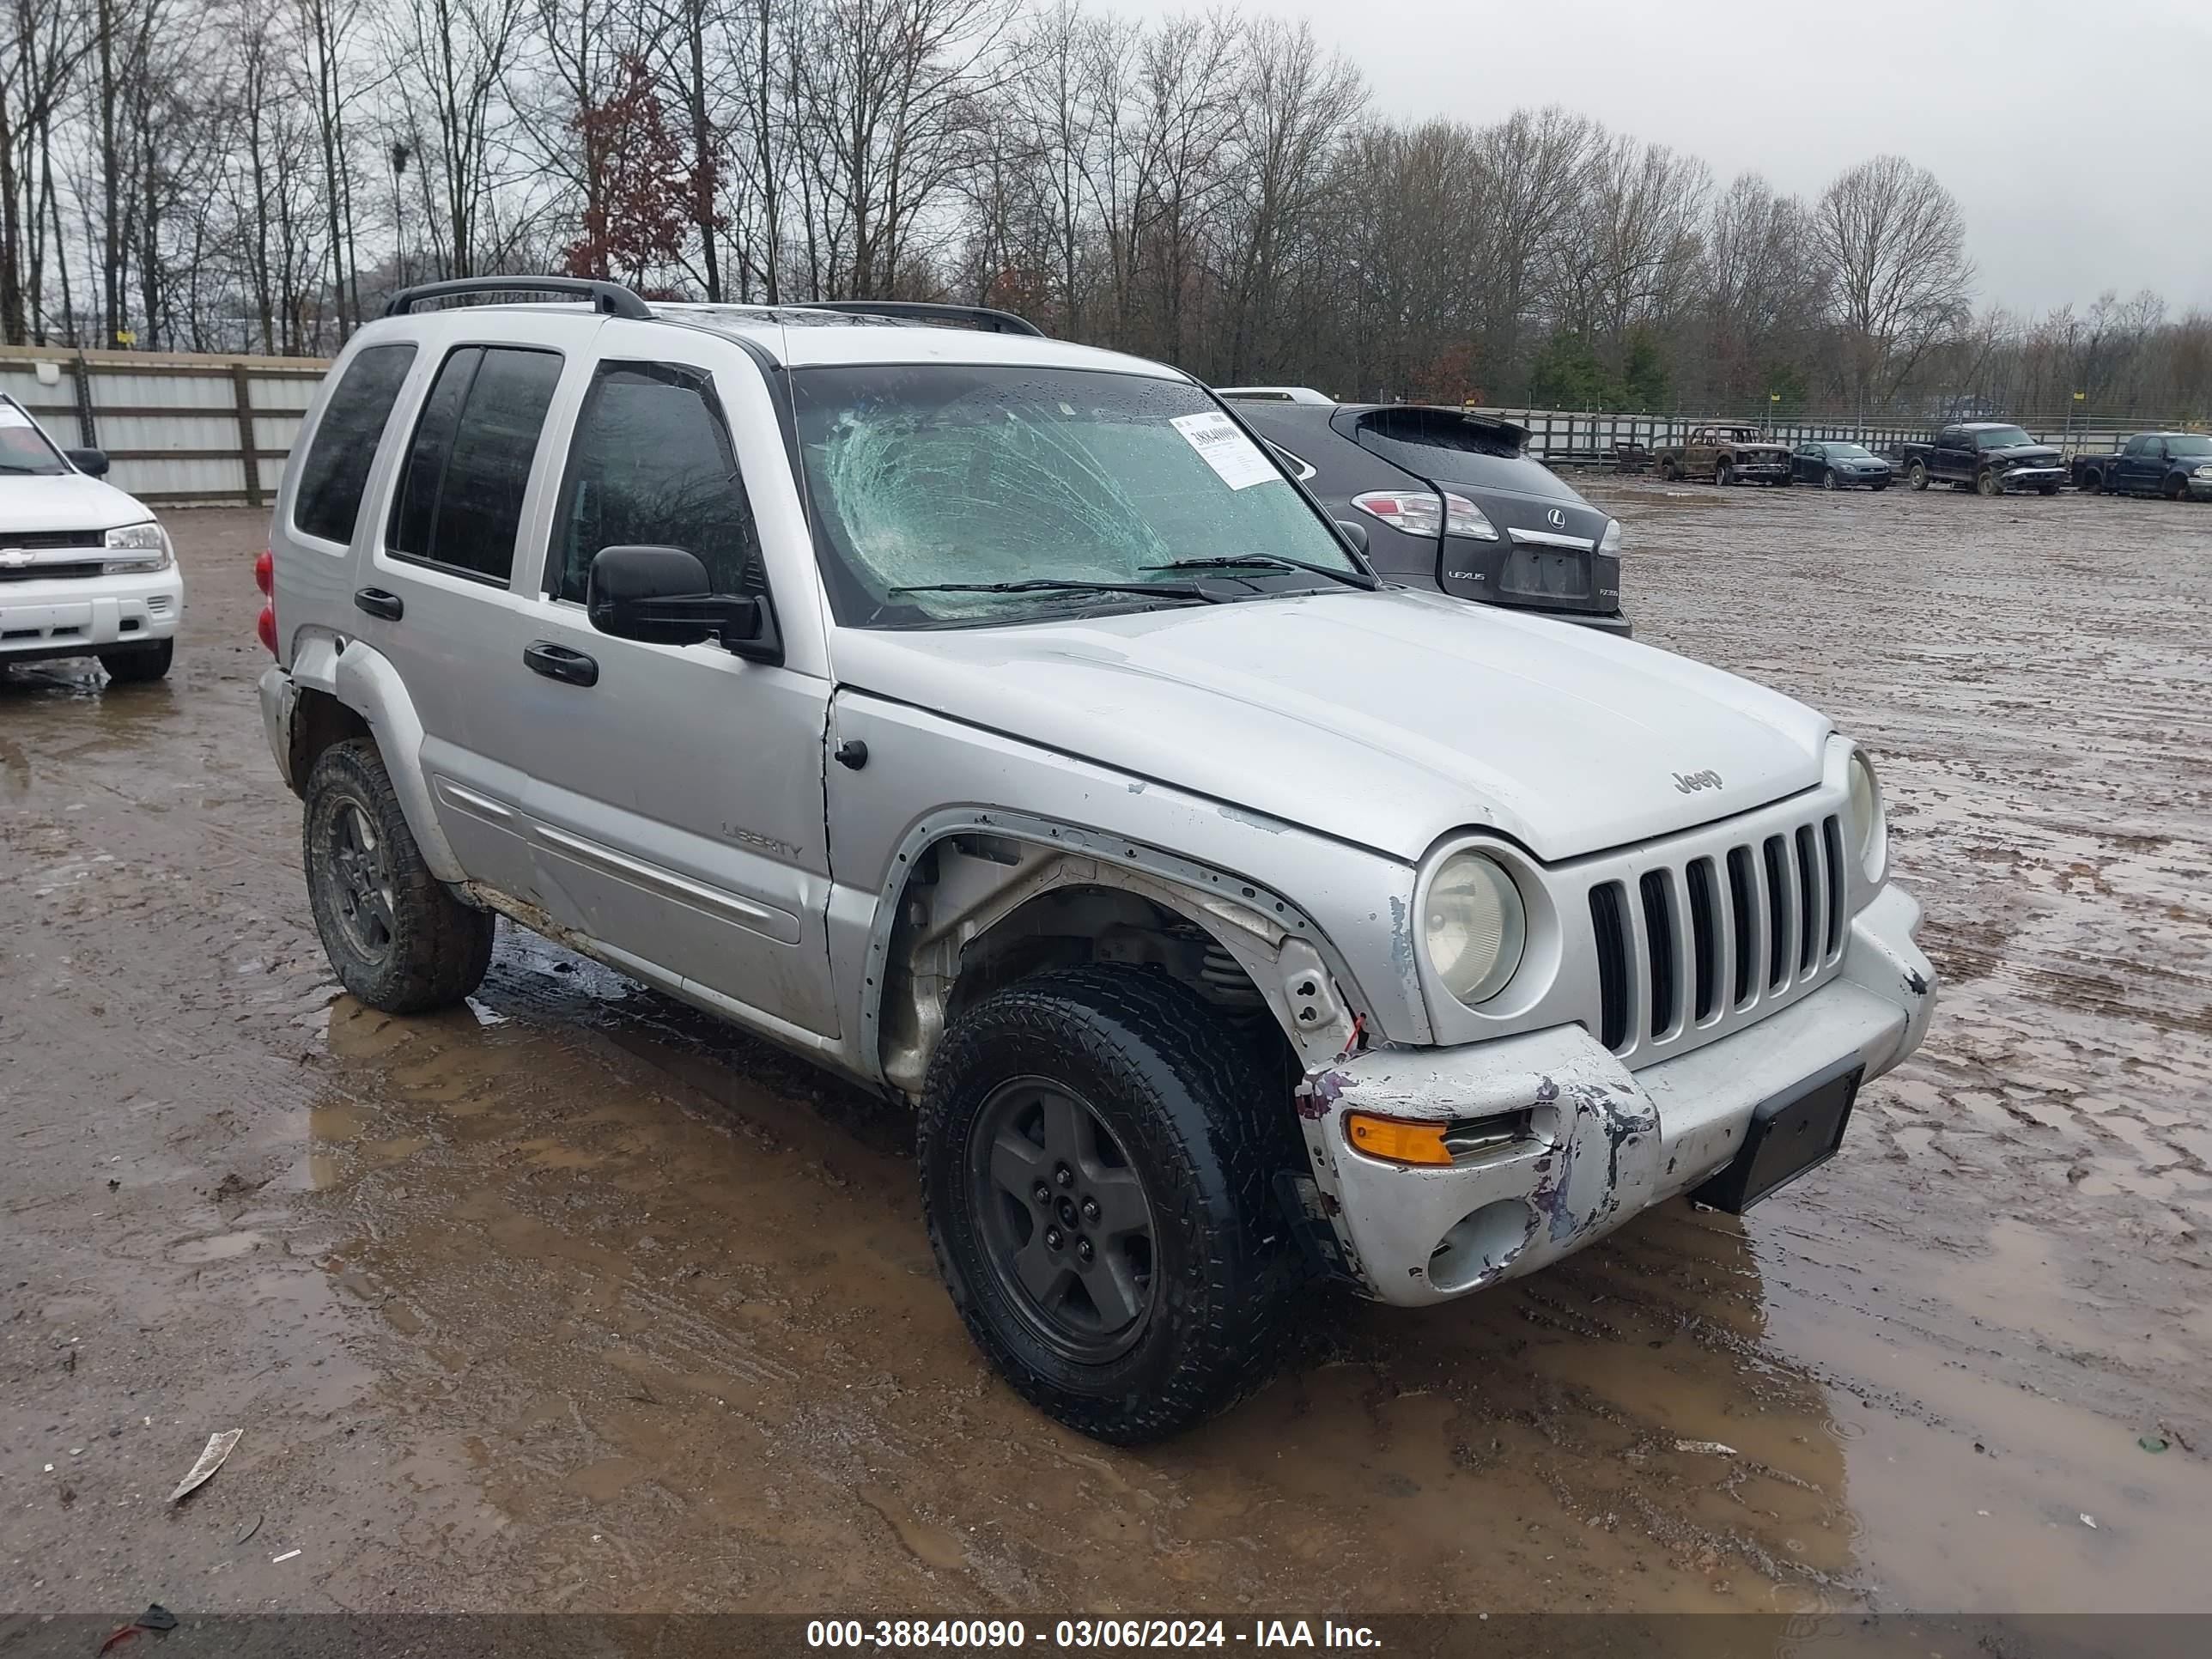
[384,276,654,320]
[798,300,1045,338]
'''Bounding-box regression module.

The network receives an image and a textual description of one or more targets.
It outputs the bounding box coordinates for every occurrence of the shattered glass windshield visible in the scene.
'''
[789,365,1360,628]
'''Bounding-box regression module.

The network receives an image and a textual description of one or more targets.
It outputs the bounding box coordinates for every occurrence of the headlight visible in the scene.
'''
[102,520,173,574]
[1423,852,1526,1006]
[1598,519,1622,554]
[1846,749,1887,884]
[2194,464,2212,478]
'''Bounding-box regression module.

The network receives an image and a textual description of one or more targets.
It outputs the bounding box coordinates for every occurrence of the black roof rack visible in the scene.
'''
[797,300,1045,337]
[384,276,654,320]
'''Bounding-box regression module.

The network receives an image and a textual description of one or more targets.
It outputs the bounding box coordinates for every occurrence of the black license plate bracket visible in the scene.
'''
[1692,1058,1863,1214]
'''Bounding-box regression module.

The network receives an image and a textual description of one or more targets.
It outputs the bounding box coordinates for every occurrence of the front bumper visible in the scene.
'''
[0,568,183,661]
[1735,460,1791,479]
[1296,883,1935,1305]
[1997,466,2064,490]
[2185,476,2212,499]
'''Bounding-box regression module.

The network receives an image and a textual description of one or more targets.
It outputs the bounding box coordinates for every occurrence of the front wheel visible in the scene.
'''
[1773,469,1793,488]
[1908,461,1929,490]
[919,967,1303,1443]
[1715,460,1735,487]
[99,639,173,683]
[303,738,495,1013]
[2165,475,2188,501]
[2038,484,2059,496]
[1871,479,1890,491]
[1975,469,2002,497]
[1821,467,1842,491]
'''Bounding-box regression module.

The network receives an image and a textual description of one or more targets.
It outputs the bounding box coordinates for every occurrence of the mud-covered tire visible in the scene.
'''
[98,640,173,683]
[1715,460,1735,487]
[918,965,1304,1444]
[2080,469,2103,495]
[302,738,494,1013]
[2164,474,2187,501]
[1657,458,1679,482]
[1908,460,1929,490]
[1975,468,2002,497]
[2038,484,2059,496]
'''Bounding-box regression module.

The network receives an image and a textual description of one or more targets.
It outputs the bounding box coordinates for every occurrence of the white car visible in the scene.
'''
[0,395,181,682]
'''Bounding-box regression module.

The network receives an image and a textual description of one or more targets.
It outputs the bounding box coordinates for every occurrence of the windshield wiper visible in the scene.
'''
[1142,555,1377,591]
[888,578,1216,603]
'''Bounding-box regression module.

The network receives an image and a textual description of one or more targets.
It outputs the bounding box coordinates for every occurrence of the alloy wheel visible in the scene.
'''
[968,1077,1158,1363]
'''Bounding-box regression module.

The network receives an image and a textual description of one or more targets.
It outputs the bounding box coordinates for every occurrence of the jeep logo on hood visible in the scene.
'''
[1673,769,1723,794]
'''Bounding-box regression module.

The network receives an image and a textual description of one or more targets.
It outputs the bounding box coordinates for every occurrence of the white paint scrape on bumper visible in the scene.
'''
[1297,883,1935,1305]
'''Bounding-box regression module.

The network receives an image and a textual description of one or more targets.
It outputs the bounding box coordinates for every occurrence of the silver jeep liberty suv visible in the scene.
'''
[258,277,1936,1443]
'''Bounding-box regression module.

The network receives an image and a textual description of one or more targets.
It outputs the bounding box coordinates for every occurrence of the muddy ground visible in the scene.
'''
[2,482,2208,1623]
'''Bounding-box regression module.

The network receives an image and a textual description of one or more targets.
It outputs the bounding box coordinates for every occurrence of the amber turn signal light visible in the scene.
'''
[1344,1113,1455,1166]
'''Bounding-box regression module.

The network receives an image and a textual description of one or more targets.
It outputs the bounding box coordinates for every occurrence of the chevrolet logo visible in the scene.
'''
[0,549,32,568]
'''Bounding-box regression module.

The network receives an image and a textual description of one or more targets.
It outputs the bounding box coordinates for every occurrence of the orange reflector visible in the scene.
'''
[1344,1113,1454,1166]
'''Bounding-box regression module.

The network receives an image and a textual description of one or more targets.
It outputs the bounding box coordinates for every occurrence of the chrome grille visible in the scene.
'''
[1587,807,1847,1062]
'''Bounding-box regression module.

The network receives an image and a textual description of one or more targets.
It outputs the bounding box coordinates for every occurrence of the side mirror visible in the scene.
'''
[1334,519,1370,557]
[65,447,110,477]
[586,544,772,658]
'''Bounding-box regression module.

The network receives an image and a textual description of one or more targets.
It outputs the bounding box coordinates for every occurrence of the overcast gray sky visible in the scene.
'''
[1094,0,2212,318]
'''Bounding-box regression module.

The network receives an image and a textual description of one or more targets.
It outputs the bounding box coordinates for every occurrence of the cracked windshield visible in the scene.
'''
[789,364,1361,626]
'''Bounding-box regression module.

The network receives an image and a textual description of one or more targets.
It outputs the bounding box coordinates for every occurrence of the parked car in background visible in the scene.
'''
[1227,397,1628,635]
[1212,386,1335,405]
[2072,432,2212,501]
[258,277,1934,1442]
[1792,441,1893,490]
[0,395,180,683]
[1899,423,2063,496]
[1653,424,1794,487]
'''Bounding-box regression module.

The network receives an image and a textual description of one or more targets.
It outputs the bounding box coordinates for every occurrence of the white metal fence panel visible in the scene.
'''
[0,344,331,507]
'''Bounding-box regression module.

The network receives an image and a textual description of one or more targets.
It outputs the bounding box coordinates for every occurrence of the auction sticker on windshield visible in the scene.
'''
[1171,411,1277,490]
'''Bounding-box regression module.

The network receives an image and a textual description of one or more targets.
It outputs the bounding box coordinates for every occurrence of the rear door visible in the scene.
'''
[350,334,570,898]
[1338,407,1619,618]
[488,326,839,1040]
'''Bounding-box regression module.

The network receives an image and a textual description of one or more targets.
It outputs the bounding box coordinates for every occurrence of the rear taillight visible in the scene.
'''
[255,549,277,655]
[1350,489,1498,542]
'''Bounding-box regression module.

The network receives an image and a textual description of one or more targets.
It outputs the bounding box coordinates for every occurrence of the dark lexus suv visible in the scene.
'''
[1227,399,1627,635]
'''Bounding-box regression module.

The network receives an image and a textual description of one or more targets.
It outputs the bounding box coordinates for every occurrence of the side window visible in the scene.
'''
[547,361,765,606]
[292,343,416,544]
[386,345,562,584]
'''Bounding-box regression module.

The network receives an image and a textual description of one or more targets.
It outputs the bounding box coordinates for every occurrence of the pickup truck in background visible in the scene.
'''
[1899,423,2064,496]
[2072,432,2212,501]
[1654,424,1794,487]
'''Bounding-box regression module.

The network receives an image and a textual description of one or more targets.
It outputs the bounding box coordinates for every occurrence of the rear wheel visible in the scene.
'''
[1658,458,1680,482]
[1908,460,1929,490]
[98,639,173,683]
[1975,468,2002,497]
[303,738,495,1013]
[919,966,1304,1443]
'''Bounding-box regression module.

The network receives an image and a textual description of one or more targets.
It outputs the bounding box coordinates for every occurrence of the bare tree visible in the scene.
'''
[1814,154,1973,414]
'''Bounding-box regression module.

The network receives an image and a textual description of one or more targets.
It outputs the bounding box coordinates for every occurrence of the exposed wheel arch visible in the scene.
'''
[287,686,372,799]
[865,815,1363,1099]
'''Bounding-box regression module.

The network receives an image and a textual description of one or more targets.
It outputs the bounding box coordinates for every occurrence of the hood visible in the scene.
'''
[1988,444,2062,465]
[0,471,155,538]
[834,589,1832,864]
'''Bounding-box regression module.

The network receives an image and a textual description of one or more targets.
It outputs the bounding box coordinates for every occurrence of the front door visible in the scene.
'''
[488,342,839,1041]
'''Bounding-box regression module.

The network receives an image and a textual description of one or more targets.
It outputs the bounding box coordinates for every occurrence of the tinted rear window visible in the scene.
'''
[387,345,562,584]
[1352,410,1583,502]
[293,343,416,544]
